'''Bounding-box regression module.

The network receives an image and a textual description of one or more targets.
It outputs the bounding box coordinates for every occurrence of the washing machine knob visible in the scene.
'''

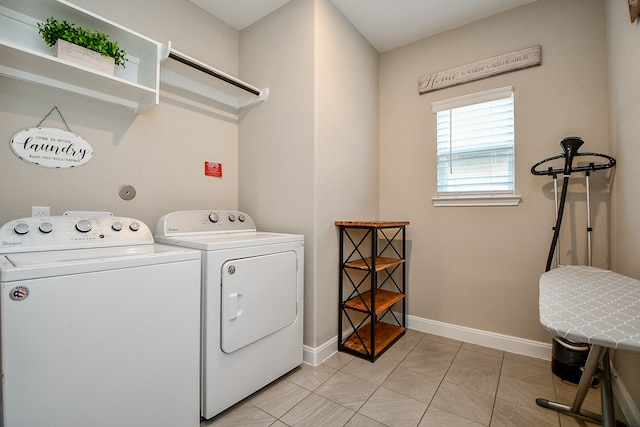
[112,222,123,231]
[129,222,140,232]
[75,219,92,233]
[238,215,245,222]
[228,214,236,222]
[208,213,219,223]
[13,222,30,235]
[39,222,54,233]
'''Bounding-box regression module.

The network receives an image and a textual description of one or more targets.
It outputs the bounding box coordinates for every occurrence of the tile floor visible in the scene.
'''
[201,329,624,427]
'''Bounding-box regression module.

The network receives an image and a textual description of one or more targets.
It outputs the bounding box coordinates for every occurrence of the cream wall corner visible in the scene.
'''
[239,0,379,348]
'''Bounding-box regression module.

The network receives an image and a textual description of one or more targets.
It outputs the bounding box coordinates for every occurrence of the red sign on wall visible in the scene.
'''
[204,162,222,177]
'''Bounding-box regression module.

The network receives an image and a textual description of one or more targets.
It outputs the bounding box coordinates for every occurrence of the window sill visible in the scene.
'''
[432,194,522,207]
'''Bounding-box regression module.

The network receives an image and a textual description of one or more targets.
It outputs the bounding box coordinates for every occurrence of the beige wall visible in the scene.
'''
[239,0,379,348]
[314,0,379,347]
[0,0,241,228]
[379,0,610,343]
[238,0,317,343]
[605,0,640,412]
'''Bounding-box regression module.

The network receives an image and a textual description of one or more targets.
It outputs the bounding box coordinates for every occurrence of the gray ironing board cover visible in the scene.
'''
[539,265,640,352]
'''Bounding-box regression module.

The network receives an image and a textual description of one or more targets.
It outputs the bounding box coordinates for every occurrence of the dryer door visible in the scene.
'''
[221,251,298,353]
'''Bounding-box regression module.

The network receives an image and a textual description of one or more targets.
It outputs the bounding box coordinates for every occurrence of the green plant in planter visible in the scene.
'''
[38,17,127,67]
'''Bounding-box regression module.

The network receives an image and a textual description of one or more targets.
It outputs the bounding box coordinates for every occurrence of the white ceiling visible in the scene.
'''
[189,0,539,53]
[189,0,291,32]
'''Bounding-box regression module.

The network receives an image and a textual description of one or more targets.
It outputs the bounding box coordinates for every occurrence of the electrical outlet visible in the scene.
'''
[32,206,50,217]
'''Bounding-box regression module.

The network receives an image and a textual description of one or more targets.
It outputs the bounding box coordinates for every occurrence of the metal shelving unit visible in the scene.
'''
[336,220,409,362]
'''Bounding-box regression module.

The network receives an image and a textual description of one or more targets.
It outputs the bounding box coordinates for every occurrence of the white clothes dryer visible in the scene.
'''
[155,210,304,420]
[0,213,201,427]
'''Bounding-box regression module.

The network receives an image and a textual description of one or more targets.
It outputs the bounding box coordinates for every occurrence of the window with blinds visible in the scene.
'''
[431,87,520,206]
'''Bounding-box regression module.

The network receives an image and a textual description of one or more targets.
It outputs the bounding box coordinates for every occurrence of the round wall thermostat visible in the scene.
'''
[118,185,136,201]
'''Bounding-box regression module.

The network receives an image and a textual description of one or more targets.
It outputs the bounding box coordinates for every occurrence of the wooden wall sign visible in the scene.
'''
[630,0,640,23]
[418,45,541,94]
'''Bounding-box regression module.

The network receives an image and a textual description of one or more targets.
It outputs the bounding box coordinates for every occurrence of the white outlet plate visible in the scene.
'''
[32,206,50,217]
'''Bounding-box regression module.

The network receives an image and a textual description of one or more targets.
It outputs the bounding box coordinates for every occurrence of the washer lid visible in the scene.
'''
[0,244,200,282]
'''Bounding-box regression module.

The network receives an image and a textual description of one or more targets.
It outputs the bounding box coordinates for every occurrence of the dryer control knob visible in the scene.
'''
[13,222,30,235]
[208,213,219,223]
[238,215,245,222]
[39,222,54,233]
[75,219,92,233]
[228,214,236,222]
[129,222,140,232]
[112,222,123,231]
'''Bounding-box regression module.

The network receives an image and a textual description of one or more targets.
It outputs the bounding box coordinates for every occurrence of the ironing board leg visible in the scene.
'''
[536,345,625,426]
[569,344,604,412]
[600,349,616,426]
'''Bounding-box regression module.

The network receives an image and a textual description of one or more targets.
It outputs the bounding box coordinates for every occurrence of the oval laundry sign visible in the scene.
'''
[10,127,93,168]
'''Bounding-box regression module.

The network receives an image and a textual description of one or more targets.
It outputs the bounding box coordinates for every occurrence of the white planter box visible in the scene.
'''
[55,39,115,76]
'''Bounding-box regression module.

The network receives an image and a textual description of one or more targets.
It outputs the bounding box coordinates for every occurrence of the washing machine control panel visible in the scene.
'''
[0,215,154,253]
[156,210,256,237]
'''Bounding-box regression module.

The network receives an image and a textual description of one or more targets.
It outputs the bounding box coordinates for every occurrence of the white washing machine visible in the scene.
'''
[155,210,304,420]
[0,213,201,427]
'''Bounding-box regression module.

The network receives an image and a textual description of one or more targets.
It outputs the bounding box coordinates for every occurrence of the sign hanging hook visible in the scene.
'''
[36,105,72,132]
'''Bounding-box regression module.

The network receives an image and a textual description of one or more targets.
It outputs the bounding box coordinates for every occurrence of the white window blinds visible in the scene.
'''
[432,87,514,196]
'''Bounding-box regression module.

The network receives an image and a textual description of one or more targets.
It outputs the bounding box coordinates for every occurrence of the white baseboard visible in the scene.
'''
[301,314,552,366]
[406,314,552,360]
[303,335,337,366]
[612,364,640,427]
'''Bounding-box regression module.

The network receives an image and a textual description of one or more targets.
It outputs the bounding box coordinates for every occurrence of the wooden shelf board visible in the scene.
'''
[336,221,410,228]
[343,289,404,313]
[341,322,405,357]
[344,257,405,271]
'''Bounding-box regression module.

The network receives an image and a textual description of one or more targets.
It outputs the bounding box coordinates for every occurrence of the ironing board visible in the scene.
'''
[537,265,640,426]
